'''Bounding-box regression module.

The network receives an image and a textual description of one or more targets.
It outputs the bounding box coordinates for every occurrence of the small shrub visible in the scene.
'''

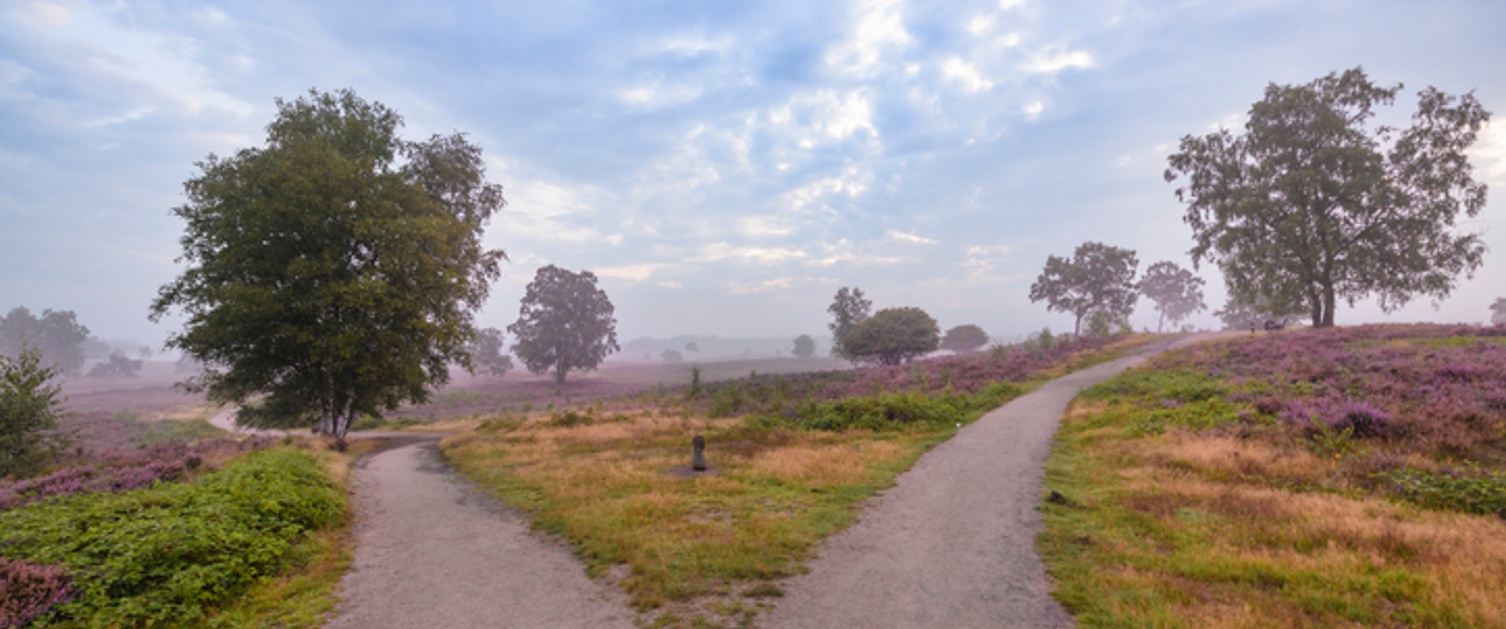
[546,410,595,428]
[0,557,76,628]
[1380,466,1506,518]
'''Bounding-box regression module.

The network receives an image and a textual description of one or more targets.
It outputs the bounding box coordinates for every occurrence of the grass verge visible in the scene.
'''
[1038,328,1506,628]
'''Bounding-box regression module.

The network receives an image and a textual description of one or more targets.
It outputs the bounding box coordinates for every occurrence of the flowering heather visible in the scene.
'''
[1161,324,1506,461]
[0,437,273,512]
[691,334,1128,420]
[0,557,75,628]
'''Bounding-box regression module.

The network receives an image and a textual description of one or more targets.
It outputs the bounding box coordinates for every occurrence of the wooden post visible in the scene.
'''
[692,435,707,472]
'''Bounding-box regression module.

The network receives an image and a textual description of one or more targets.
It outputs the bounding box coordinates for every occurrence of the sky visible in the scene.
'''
[3,0,1505,353]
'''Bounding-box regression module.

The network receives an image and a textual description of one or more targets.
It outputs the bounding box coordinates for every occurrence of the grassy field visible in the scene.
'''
[442,333,1153,626]
[1039,325,1506,628]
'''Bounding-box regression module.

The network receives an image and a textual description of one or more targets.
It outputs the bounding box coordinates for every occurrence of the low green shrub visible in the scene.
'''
[1379,466,1506,518]
[786,391,970,431]
[0,448,345,626]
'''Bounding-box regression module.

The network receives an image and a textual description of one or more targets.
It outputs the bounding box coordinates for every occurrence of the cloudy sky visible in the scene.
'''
[3,0,1505,351]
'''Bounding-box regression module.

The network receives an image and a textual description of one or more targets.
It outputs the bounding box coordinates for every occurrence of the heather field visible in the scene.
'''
[1041,324,1506,628]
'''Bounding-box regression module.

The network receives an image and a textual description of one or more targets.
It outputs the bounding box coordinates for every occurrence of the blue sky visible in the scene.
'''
[3,0,1505,350]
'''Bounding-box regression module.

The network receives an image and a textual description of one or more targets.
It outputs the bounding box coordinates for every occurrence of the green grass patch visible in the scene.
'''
[135,418,229,445]
[0,447,347,627]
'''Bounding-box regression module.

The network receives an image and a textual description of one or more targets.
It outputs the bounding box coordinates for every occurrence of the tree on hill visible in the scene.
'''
[827,286,871,361]
[509,265,620,384]
[150,89,505,438]
[685,341,698,353]
[87,351,142,378]
[940,324,989,353]
[1490,298,1506,326]
[1,347,67,478]
[0,307,89,376]
[469,327,513,377]
[791,334,816,359]
[661,349,683,363]
[1029,242,1139,336]
[1166,67,1490,328]
[1139,261,1207,332]
[843,307,940,366]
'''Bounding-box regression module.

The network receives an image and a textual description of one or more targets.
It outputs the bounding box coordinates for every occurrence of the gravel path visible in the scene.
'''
[327,438,635,629]
[761,335,1222,628]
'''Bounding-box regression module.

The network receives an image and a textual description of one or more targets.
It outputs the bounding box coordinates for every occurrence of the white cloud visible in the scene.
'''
[653,34,731,57]
[738,215,796,237]
[887,230,937,245]
[596,264,663,282]
[1023,100,1044,118]
[941,57,994,93]
[1473,121,1506,187]
[964,244,1011,279]
[998,0,1026,11]
[812,239,906,267]
[502,176,624,245]
[728,277,794,294]
[696,243,808,264]
[825,0,913,78]
[780,169,872,216]
[8,0,256,120]
[967,14,995,36]
[998,32,1022,47]
[1021,48,1094,75]
[618,82,704,108]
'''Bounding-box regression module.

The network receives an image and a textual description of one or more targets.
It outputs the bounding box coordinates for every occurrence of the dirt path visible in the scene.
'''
[327,438,635,629]
[761,334,1225,628]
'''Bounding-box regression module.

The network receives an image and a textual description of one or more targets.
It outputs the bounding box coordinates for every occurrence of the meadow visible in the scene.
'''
[441,332,1150,626]
[1040,324,1506,628]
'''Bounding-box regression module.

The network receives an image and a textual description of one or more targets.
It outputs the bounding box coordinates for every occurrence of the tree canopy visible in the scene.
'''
[150,89,505,438]
[827,286,871,361]
[843,307,940,366]
[469,328,513,377]
[0,307,89,376]
[508,265,620,384]
[940,324,989,353]
[1028,242,1139,336]
[1490,298,1506,326]
[1166,67,1490,328]
[791,334,816,359]
[1139,261,1207,332]
[1,347,66,478]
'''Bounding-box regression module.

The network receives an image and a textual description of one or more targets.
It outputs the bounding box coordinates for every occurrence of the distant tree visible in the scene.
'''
[0,307,90,375]
[685,341,699,353]
[469,327,513,377]
[940,324,989,353]
[843,307,940,366]
[827,286,872,361]
[1139,261,1207,332]
[81,337,113,360]
[1489,298,1506,326]
[149,89,505,438]
[1,347,67,478]
[1166,67,1490,328]
[87,351,142,378]
[138,346,153,361]
[1029,242,1139,336]
[661,349,684,363]
[791,334,816,359]
[509,265,620,384]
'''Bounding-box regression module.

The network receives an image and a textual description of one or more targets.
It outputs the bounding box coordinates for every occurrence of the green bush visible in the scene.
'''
[788,391,970,431]
[1380,466,1506,518]
[0,448,345,626]
[1,347,67,479]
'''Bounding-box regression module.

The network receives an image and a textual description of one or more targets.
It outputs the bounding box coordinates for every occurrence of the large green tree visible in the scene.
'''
[0,307,89,375]
[1166,67,1490,328]
[1029,242,1139,336]
[791,334,816,359]
[1138,261,1206,332]
[1,347,66,478]
[827,286,871,361]
[843,307,940,366]
[150,89,505,438]
[508,265,620,384]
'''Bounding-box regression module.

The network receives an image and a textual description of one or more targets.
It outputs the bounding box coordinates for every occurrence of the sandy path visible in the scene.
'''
[762,334,1224,628]
[327,438,635,629]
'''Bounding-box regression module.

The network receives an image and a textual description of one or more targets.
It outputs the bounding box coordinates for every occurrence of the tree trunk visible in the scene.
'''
[1073,312,1083,337]
[1157,311,1165,333]
[1321,285,1336,328]
[554,361,567,385]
